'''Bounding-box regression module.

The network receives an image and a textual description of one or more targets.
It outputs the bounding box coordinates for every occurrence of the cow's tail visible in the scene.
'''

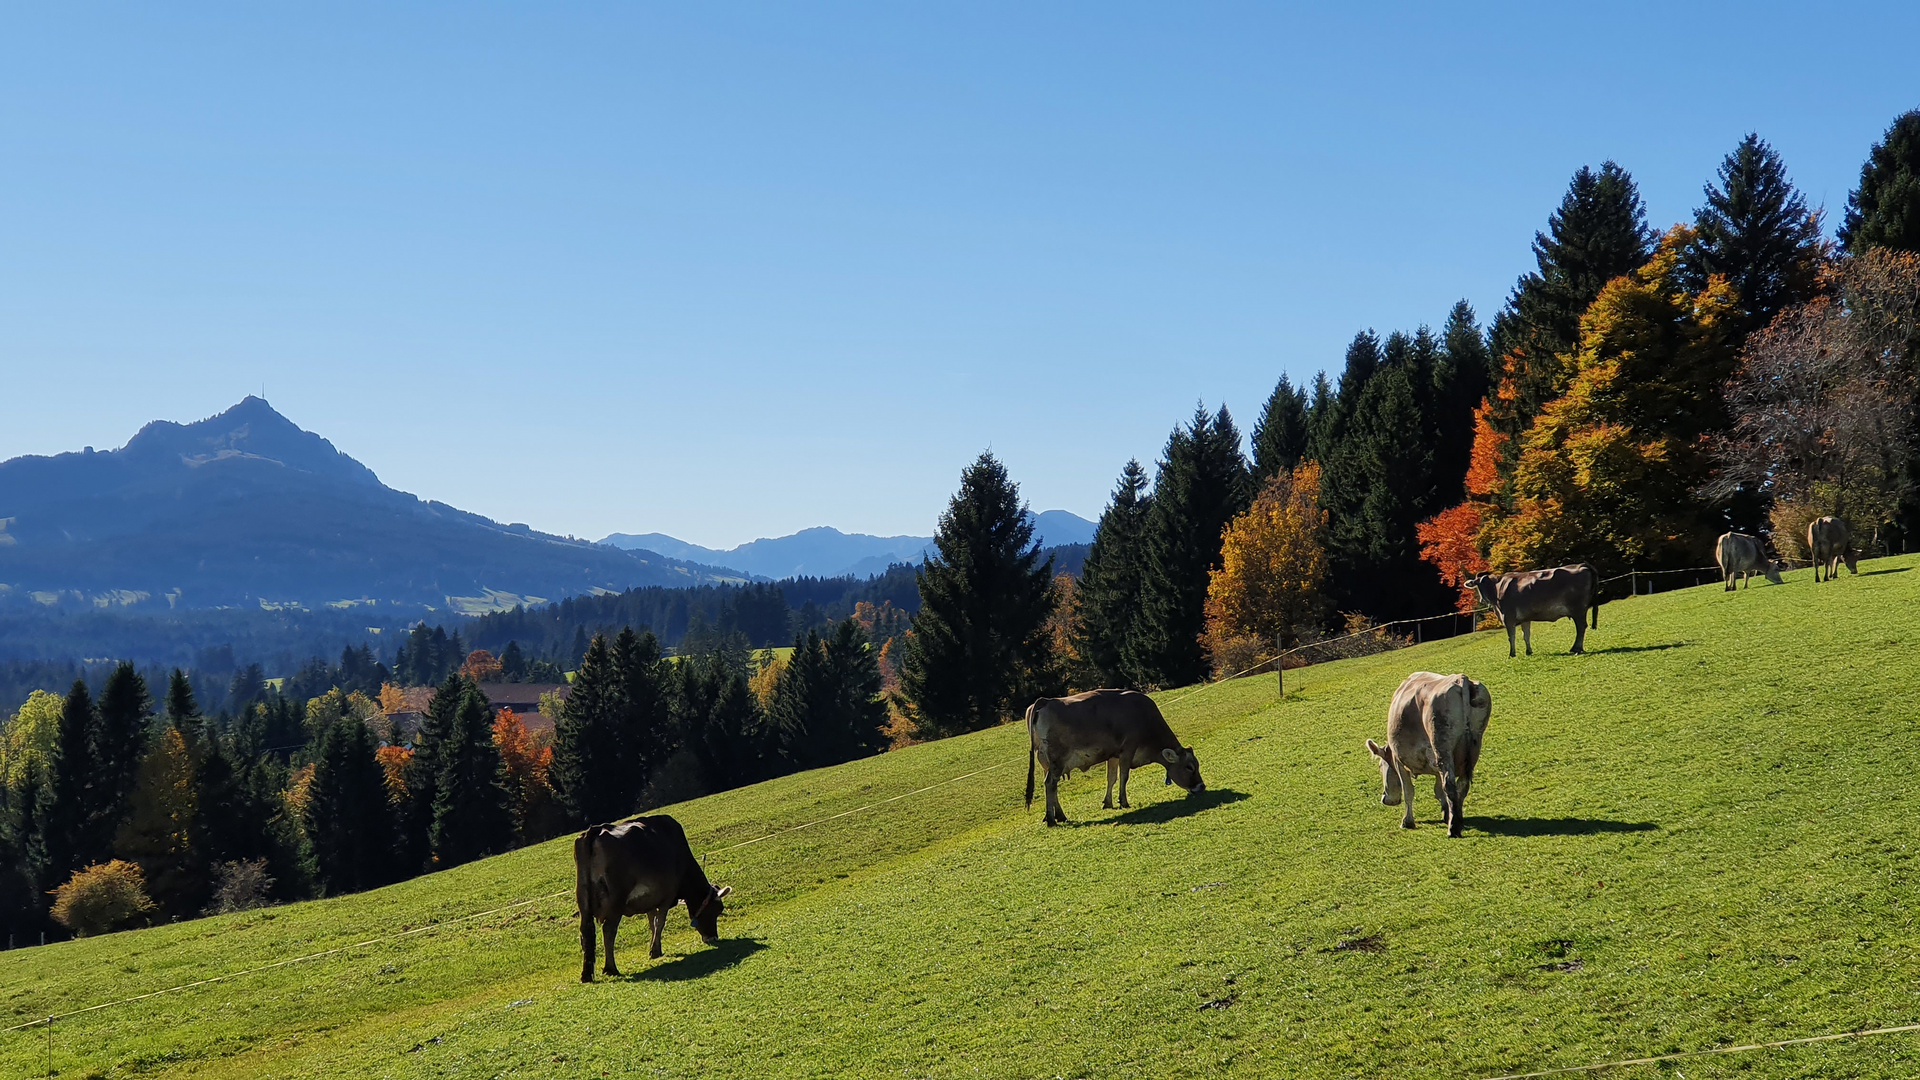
[574,825,602,981]
[1586,564,1600,629]
[1023,703,1038,811]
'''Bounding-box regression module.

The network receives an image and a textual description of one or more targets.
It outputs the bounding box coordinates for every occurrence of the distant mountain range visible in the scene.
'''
[0,398,745,615]
[601,509,1097,579]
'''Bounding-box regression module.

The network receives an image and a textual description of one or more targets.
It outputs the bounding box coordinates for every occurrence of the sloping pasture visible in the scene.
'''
[4,559,1919,1078]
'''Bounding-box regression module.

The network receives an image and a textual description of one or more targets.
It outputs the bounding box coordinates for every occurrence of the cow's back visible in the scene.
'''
[1717,531,1761,572]
[578,816,696,918]
[1810,516,1849,559]
[1031,689,1173,772]
[1388,672,1491,771]
[1499,565,1590,622]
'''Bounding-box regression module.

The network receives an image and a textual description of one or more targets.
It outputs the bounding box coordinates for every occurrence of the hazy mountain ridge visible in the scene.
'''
[602,509,1096,579]
[0,398,744,612]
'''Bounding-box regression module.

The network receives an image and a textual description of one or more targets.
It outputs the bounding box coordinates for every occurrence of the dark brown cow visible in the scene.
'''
[1365,672,1492,838]
[1808,516,1859,582]
[574,815,731,982]
[1025,689,1203,826]
[1467,565,1598,658]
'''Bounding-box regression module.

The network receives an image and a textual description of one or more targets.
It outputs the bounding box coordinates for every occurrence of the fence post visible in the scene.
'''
[1276,635,1284,698]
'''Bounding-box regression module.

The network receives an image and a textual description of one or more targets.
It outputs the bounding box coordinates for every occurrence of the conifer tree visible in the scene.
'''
[1433,301,1490,504]
[430,689,513,867]
[399,673,467,870]
[1691,133,1825,334]
[304,714,397,895]
[612,628,672,798]
[113,727,201,916]
[1841,111,1920,255]
[94,663,152,842]
[40,680,100,881]
[1303,372,1338,466]
[897,452,1060,737]
[1131,407,1253,688]
[550,634,627,825]
[1321,359,1444,617]
[164,669,203,748]
[1251,375,1311,481]
[1490,162,1656,431]
[1071,460,1153,689]
[676,655,771,792]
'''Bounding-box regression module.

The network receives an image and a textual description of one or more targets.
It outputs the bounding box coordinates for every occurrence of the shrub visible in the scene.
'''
[206,859,276,915]
[50,860,156,937]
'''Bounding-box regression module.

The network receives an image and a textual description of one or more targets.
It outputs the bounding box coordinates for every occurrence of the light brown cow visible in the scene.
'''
[1025,689,1203,826]
[1365,672,1492,838]
[1715,531,1783,591]
[1467,565,1597,658]
[574,815,731,982]
[1809,516,1859,582]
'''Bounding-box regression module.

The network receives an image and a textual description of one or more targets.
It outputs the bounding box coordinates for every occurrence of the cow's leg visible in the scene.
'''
[601,914,622,977]
[579,911,597,983]
[1398,765,1418,829]
[1505,624,1517,658]
[1116,760,1132,808]
[1441,769,1464,838]
[1571,615,1586,655]
[1455,738,1482,823]
[1521,622,1533,656]
[1103,759,1118,809]
[649,907,667,959]
[1045,767,1067,825]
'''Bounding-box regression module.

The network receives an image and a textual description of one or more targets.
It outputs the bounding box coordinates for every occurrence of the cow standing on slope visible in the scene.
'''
[1366,672,1492,838]
[575,815,731,982]
[1025,690,1204,826]
[1467,565,1598,658]
[1808,516,1859,582]
[1715,532,1783,591]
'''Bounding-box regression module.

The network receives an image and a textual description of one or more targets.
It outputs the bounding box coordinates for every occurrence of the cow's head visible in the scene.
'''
[690,884,732,944]
[1465,574,1499,609]
[1160,746,1204,793]
[1844,548,1860,574]
[1764,560,1785,585]
[1366,739,1402,806]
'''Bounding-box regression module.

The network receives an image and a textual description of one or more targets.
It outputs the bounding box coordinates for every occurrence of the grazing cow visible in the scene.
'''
[1467,565,1598,658]
[1808,516,1859,582]
[1715,531,1783,591]
[574,815,731,982]
[1365,672,1492,838]
[1025,689,1203,826]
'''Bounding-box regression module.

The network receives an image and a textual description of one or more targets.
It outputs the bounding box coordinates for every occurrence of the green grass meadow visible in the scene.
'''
[6,560,1920,1078]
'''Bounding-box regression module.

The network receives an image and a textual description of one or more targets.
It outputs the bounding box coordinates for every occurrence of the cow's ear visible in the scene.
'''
[1365,738,1386,760]
[715,885,732,898]
[1161,747,1179,764]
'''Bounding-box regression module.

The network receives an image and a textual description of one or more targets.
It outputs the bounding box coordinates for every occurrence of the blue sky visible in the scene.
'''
[2,3,1915,548]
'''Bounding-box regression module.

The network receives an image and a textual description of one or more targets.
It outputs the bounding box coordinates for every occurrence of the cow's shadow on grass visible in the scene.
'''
[629,937,767,982]
[1098,788,1250,826]
[1465,816,1658,838]
[1860,567,1910,577]
[1583,641,1692,655]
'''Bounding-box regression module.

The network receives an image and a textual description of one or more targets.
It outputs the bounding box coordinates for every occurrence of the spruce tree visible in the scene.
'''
[1841,110,1920,255]
[1322,357,1445,618]
[897,452,1060,738]
[770,620,887,769]
[400,673,467,870]
[165,669,204,747]
[1691,133,1825,333]
[430,689,513,867]
[304,715,396,895]
[1131,407,1253,688]
[677,655,772,793]
[550,633,626,825]
[1432,301,1490,504]
[38,680,98,883]
[1302,371,1338,466]
[612,628,672,800]
[1251,375,1311,481]
[94,663,153,841]
[1071,460,1153,689]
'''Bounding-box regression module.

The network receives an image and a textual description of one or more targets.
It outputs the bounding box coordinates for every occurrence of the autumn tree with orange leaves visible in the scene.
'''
[1201,462,1328,677]
[493,708,563,843]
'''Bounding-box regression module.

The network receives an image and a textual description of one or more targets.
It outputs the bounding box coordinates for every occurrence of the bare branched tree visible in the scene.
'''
[1708,250,1920,550]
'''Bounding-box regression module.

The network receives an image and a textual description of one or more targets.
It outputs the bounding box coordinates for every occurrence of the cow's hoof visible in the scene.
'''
[650,949,663,959]
[1102,801,1113,810]
[581,971,594,984]
[1400,821,1416,830]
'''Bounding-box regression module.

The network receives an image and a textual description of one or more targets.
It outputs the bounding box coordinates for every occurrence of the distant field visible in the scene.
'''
[5,560,1920,1078]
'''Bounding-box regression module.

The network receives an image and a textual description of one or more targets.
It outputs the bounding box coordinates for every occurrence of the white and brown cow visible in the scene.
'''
[1808,516,1859,582]
[575,815,731,982]
[1467,565,1597,658]
[1025,689,1203,826]
[1365,672,1492,838]
[1715,531,1783,591]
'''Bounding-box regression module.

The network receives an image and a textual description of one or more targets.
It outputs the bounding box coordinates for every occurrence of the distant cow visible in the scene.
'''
[575,816,731,982]
[1715,532,1783,591]
[1467,565,1598,658]
[1809,516,1859,582]
[1365,672,1492,838]
[1025,689,1203,826]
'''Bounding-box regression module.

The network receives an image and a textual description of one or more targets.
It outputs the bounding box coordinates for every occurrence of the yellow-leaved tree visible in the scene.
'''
[1482,226,1741,575]
[1202,461,1327,677]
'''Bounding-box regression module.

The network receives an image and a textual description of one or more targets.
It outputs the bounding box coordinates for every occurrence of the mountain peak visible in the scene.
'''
[120,397,381,486]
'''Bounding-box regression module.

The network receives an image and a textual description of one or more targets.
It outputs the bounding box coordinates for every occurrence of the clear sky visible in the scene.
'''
[2,3,1915,548]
